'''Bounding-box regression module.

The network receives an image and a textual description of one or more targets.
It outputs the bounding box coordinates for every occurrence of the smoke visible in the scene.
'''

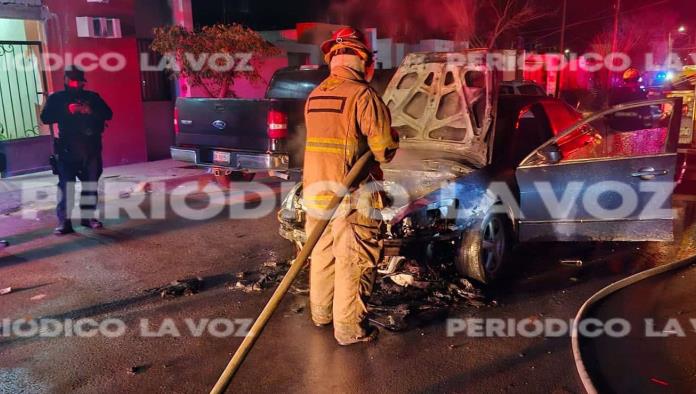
[326,0,478,43]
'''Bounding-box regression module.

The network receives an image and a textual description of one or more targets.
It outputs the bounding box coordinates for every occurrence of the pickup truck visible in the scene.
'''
[170,65,394,181]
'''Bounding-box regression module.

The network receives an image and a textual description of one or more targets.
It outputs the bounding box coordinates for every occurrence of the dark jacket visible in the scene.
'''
[41,88,113,160]
[608,86,647,107]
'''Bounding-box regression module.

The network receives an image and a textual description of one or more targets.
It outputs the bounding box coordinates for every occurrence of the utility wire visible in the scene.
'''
[524,0,670,42]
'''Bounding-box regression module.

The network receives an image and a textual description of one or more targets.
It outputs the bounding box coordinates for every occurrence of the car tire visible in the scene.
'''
[455,213,514,284]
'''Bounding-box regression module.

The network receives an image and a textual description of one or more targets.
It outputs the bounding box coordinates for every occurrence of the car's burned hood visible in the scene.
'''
[382,52,495,168]
[380,149,478,220]
[382,149,476,195]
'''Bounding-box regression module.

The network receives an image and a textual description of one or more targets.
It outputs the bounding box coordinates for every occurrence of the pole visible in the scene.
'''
[555,0,567,98]
[210,151,376,394]
[610,0,621,86]
[668,31,673,65]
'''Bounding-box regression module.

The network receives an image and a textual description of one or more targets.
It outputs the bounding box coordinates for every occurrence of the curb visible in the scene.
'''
[0,171,282,218]
[0,171,209,217]
[571,254,696,394]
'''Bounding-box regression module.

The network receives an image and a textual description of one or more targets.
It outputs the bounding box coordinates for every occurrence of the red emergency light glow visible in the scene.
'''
[174,107,180,135]
[267,109,288,139]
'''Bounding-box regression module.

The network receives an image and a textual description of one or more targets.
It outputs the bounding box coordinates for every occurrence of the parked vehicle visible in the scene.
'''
[170,65,395,182]
[664,74,696,194]
[279,51,683,284]
[499,80,547,96]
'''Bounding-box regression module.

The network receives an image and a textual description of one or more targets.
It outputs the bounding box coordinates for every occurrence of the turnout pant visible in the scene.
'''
[307,210,382,343]
[57,154,103,223]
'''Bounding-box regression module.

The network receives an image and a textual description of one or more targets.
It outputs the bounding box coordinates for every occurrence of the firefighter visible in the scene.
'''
[609,67,648,106]
[605,67,656,131]
[303,27,399,346]
[41,65,113,235]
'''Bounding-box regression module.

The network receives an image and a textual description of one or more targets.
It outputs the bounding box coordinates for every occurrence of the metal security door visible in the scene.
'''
[0,40,48,141]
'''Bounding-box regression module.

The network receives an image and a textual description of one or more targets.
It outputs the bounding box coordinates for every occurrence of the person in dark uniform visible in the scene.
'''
[609,67,648,106]
[607,68,652,131]
[41,66,113,235]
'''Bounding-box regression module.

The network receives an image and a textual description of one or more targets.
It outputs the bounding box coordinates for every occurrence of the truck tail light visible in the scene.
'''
[174,107,180,135]
[267,109,288,139]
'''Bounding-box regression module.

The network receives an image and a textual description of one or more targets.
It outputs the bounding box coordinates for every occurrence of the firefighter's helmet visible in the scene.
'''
[622,67,641,82]
[321,27,373,66]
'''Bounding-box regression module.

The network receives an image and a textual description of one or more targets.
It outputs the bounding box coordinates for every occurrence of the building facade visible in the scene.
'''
[0,0,180,176]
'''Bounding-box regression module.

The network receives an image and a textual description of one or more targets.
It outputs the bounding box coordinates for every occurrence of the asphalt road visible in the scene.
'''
[579,258,696,393]
[0,180,694,393]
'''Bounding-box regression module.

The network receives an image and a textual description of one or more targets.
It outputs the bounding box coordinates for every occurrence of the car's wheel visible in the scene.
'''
[455,213,514,284]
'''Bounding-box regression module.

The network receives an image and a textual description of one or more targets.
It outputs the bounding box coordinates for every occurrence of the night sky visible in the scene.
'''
[192,0,696,51]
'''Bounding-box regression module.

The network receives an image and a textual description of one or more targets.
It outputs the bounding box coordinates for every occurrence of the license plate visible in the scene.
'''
[213,151,231,164]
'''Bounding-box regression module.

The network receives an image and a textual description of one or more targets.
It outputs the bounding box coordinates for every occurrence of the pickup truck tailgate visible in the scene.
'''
[176,98,272,152]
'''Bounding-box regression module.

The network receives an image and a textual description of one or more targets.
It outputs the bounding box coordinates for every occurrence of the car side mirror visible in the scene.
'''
[540,144,562,164]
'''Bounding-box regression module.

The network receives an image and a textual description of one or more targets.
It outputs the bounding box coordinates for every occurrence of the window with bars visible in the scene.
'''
[0,41,47,141]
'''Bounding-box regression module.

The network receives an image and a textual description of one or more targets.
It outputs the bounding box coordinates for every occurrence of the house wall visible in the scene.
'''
[42,0,148,167]
[377,38,394,69]
[0,0,45,20]
[135,0,176,161]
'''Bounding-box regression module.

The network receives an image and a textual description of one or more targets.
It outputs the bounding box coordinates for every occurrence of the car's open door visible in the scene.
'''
[515,98,683,242]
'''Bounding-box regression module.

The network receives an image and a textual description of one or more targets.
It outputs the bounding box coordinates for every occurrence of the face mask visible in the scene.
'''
[66,80,82,91]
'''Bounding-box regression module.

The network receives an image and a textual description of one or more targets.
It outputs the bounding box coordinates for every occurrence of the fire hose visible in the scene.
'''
[210,151,375,393]
[572,253,696,394]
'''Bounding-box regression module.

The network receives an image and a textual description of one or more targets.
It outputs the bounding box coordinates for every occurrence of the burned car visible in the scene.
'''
[279,51,683,284]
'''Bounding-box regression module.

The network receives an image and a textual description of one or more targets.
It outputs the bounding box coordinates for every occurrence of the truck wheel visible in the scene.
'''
[229,172,256,182]
[213,171,256,188]
[455,213,514,284]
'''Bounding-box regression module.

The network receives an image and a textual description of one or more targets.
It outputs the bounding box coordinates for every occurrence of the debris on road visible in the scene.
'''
[127,365,150,376]
[228,252,301,294]
[560,259,583,267]
[119,181,153,199]
[0,287,12,295]
[388,273,415,287]
[229,274,265,293]
[369,304,411,331]
[289,284,309,295]
[30,294,46,301]
[290,304,305,314]
[368,260,493,331]
[229,255,492,333]
[147,277,204,298]
[133,181,153,194]
[227,261,290,293]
